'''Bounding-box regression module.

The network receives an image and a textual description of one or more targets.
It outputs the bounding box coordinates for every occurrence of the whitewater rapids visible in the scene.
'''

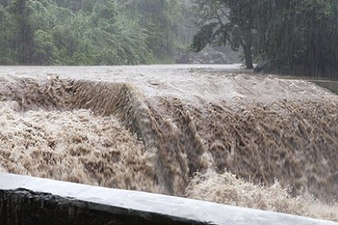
[0,65,337,221]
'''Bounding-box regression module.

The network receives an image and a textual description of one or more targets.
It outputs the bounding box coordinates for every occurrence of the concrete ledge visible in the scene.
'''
[0,173,337,225]
[311,80,338,95]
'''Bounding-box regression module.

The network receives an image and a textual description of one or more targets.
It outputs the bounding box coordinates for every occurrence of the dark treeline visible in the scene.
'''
[0,0,185,65]
[192,0,338,78]
[1,0,337,78]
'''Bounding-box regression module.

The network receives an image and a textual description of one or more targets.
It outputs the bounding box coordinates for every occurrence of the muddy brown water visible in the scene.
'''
[0,65,337,221]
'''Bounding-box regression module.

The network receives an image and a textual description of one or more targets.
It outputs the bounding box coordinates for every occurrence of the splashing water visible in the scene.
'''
[0,66,337,221]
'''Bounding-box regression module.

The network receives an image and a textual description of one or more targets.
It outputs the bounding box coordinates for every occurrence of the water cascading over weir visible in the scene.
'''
[0,66,337,224]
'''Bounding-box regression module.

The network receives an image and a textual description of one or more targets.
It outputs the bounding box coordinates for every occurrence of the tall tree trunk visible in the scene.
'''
[241,32,254,69]
[243,44,254,69]
[14,0,34,64]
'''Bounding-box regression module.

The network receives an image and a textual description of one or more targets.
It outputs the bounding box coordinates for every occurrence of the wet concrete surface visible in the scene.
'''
[1,189,205,225]
[312,80,338,95]
[0,173,337,225]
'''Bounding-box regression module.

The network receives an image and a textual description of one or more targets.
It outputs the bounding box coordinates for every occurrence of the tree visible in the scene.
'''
[192,0,257,69]
[0,0,186,65]
[124,0,182,59]
[193,0,338,77]
[256,0,338,78]
[0,0,8,7]
[12,0,35,64]
[0,4,15,64]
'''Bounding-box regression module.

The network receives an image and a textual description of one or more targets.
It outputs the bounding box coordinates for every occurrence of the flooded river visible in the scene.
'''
[0,65,337,221]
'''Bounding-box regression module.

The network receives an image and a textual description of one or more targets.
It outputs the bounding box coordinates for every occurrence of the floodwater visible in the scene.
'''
[0,65,337,221]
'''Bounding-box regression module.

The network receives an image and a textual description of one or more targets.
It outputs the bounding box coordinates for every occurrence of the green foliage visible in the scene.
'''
[193,0,338,77]
[192,0,256,69]
[0,5,16,64]
[123,0,182,59]
[0,0,183,65]
[192,22,218,52]
[256,0,338,77]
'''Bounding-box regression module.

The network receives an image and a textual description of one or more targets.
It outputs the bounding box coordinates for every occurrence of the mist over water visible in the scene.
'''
[0,66,337,221]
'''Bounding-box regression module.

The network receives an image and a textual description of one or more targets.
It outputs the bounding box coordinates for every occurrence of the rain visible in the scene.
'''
[0,0,337,223]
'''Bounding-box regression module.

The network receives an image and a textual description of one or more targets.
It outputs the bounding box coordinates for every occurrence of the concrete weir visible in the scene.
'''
[0,174,336,225]
[312,80,338,95]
